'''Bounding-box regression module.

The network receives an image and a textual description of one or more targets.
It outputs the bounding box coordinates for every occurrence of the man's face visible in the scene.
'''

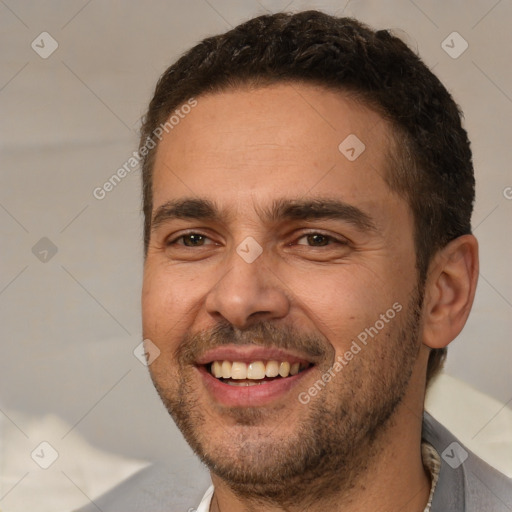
[142,83,422,498]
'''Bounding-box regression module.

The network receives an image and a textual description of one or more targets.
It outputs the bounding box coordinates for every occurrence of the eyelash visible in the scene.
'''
[166,230,348,248]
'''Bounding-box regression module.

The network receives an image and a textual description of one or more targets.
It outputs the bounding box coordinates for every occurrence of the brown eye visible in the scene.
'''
[182,234,206,246]
[305,234,330,246]
[168,233,214,247]
[296,232,345,247]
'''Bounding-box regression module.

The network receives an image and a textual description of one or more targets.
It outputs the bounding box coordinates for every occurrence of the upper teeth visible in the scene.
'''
[210,360,302,379]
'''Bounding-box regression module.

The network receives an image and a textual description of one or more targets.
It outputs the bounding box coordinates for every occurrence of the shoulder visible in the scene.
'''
[73,459,211,512]
[423,412,512,512]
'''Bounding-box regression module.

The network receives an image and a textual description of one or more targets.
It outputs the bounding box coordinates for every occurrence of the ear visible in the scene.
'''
[421,234,479,349]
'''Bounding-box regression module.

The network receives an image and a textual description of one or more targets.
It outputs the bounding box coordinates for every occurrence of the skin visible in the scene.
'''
[141,82,479,511]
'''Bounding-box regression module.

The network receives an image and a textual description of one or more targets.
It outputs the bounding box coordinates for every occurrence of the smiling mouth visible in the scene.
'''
[206,360,313,386]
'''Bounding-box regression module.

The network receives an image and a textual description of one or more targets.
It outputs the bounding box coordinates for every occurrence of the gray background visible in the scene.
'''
[1,0,511,508]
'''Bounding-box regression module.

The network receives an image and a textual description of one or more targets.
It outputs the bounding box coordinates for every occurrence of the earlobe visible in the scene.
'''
[422,234,479,349]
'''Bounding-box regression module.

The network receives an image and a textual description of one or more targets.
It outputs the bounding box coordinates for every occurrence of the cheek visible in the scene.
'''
[142,261,215,359]
[286,266,392,339]
[142,268,185,387]
[142,268,166,330]
[142,264,188,344]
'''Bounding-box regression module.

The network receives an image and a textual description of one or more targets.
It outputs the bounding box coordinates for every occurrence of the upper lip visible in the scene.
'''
[195,345,318,366]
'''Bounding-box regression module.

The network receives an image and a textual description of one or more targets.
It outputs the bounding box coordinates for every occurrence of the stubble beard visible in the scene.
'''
[150,288,423,507]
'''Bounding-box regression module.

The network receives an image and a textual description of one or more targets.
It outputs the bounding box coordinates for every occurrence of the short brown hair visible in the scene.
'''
[139,11,474,383]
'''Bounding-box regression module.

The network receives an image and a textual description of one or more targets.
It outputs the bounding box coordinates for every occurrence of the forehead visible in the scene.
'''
[151,82,403,222]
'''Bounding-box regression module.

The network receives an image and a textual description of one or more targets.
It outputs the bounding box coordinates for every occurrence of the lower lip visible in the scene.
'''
[197,365,314,407]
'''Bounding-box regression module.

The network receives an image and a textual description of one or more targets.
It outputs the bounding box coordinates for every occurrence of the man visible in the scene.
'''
[80,10,511,512]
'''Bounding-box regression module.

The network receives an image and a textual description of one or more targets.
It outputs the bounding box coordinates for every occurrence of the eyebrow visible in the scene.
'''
[151,197,378,233]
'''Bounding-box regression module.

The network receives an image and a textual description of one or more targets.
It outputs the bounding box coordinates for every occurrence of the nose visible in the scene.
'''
[204,244,290,329]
